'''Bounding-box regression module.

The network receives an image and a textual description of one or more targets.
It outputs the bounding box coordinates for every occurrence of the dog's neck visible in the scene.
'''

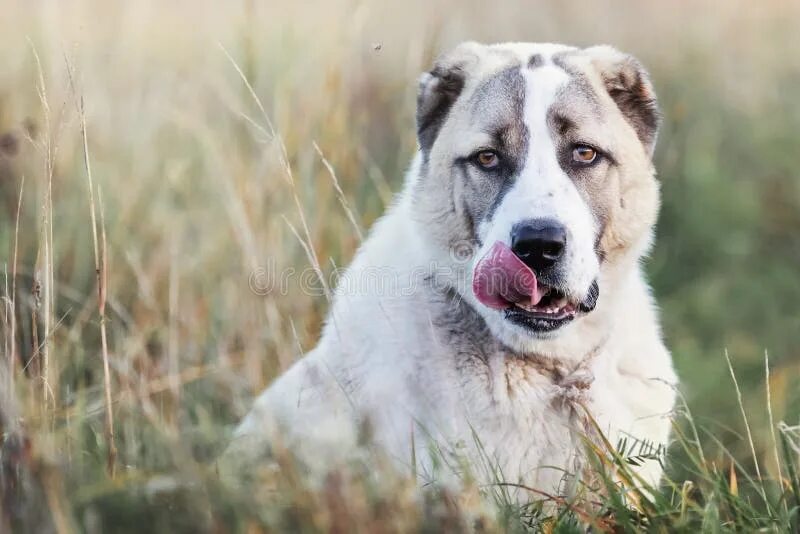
[354,186,641,371]
[427,280,614,377]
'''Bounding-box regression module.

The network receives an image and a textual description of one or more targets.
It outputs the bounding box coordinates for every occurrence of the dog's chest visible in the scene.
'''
[411,349,605,490]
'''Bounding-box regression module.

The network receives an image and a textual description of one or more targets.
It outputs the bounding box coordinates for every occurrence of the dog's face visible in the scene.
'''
[413,42,661,348]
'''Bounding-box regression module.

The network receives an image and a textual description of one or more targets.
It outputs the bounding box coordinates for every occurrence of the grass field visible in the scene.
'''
[1,1,800,531]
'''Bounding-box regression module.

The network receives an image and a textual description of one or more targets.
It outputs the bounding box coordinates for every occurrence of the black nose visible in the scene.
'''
[511,219,567,271]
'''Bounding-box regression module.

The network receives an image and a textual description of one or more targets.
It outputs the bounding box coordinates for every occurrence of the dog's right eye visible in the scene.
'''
[474,150,500,169]
[572,144,598,164]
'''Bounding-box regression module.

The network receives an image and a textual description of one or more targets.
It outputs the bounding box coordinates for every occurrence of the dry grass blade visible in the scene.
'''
[729,461,738,496]
[217,42,276,139]
[168,233,181,424]
[9,175,24,384]
[725,349,768,509]
[313,141,363,242]
[97,185,116,478]
[764,350,786,515]
[67,54,117,478]
[28,40,55,409]
[219,41,332,302]
[488,481,616,532]
[2,267,7,376]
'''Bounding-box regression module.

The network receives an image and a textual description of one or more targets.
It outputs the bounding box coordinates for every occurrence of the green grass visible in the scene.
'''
[1,1,799,531]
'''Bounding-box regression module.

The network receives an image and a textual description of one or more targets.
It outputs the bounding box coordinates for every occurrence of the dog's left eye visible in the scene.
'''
[572,145,597,164]
[475,150,500,169]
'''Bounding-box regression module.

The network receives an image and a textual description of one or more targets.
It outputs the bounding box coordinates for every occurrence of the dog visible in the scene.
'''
[226,42,678,498]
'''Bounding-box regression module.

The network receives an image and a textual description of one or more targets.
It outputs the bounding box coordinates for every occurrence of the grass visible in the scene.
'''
[1,0,799,531]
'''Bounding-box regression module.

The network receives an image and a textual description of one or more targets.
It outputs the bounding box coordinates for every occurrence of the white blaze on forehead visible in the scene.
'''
[475,58,599,296]
[521,64,570,194]
[475,63,570,240]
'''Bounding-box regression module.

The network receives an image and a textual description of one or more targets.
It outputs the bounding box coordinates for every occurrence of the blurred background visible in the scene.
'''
[1,0,799,530]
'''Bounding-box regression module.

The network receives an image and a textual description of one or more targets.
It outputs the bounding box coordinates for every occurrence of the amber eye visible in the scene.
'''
[572,145,597,164]
[475,150,499,169]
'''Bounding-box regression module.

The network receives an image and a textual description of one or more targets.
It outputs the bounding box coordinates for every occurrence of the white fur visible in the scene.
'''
[472,63,600,352]
[228,43,678,499]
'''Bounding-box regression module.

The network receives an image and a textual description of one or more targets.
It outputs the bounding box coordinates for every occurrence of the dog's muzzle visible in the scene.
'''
[510,218,567,274]
[472,218,599,334]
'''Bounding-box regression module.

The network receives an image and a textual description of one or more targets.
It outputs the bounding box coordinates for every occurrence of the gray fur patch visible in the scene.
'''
[557,49,660,153]
[462,67,529,227]
[528,54,544,69]
[551,51,580,76]
[546,76,610,235]
[416,66,466,152]
[601,60,660,151]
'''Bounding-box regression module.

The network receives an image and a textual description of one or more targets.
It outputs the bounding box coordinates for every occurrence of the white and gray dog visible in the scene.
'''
[226,42,678,497]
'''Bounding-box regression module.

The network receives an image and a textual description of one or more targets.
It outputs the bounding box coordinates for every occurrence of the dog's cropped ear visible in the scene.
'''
[584,46,660,156]
[416,42,482,152]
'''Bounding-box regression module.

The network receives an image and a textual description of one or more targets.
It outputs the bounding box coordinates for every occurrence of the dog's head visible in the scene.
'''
[412,42,660,348]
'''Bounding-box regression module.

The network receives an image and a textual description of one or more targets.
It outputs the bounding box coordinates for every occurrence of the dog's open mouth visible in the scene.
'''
[472,241,583,332]
[511,286,577,317]
[503,285,578,332]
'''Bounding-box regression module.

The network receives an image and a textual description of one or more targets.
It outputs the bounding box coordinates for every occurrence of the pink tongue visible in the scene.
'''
[473,241,541,310]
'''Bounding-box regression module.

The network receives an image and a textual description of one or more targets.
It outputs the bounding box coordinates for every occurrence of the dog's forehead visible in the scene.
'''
[485,42,577,63]
[440,42,617,159]
[455,45,599,137]
[464,42,579,80]
[462,43,597,116]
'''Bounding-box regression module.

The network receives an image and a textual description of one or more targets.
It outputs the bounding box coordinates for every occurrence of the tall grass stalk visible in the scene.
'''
[69,58,117,479]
